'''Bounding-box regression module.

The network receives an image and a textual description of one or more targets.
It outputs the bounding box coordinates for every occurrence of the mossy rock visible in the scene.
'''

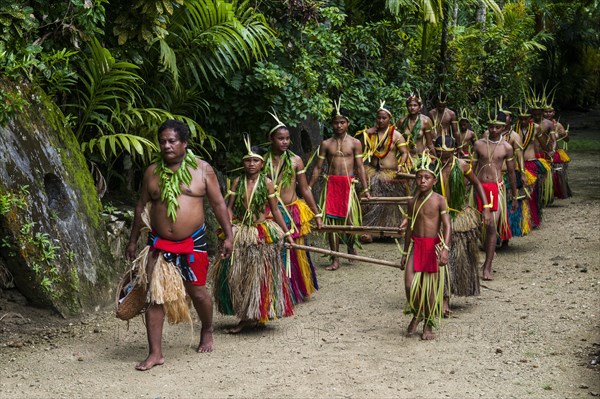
[0,80,120,316]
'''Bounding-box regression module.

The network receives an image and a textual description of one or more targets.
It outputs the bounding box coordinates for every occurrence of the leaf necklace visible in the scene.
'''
[155,149,198,222]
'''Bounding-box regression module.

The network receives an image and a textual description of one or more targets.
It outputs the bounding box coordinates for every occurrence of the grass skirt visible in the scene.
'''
[209,220,294,322]
[406,264,446,328]
[537,157,554,207]
[362,166,408,228]
[503,173,532,237]
[524,160,543,228]
[447,206,481,297]
[280,200,318,303]
[552,150,572,199]
[319,175,362,247]
[132,205,191,325]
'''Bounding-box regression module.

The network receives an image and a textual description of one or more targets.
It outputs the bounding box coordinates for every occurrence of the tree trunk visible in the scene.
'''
[476,3,487,26]
[437,0,450,80]
[452,2,458,27]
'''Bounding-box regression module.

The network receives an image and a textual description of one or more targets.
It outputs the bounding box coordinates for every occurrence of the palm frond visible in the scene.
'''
[81,134,158,163]
[74,38,143,140]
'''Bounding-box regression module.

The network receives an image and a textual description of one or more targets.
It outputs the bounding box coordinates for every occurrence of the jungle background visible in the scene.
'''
[1,0,599,195]
[0,1,599,397]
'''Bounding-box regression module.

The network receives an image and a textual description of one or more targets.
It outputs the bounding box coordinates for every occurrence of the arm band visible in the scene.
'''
[314,213,323,218]
[424,128,432,133]
[440,209,448,215]
[297,169,306,174]
[355,154,364,158]
[465,164,473,175]
[227,190,236,196]
[268,193,276,198]
[396,142,408,147]
[361,188,370,194]
[506,157,514,161]
[317,154,326,160]
[483,203,493,209]
[283,230,292,237]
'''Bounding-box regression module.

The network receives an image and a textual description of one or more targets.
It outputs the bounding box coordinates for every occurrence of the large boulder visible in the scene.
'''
[0,81,119,316]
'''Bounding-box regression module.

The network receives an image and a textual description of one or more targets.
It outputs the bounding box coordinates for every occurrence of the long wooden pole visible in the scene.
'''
[361,196,412,204]
[286,243,402,269]
[316,225,405,237]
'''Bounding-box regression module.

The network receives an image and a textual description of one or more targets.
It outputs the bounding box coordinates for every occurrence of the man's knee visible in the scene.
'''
[186,285,211,302]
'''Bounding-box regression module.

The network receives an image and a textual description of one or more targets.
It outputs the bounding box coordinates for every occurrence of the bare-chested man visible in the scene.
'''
[126,120,233,370]
[499,109,531,240]
[472,112,518,281]
[396,94,435,156]
[309,107,370,271]
[455,113,477,160]
[428,94,458,140]
[517,107,544,228]
[542,105,572,199]
[359,102,410,243]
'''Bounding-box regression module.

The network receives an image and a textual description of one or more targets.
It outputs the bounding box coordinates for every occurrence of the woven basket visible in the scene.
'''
[115,269,147,321]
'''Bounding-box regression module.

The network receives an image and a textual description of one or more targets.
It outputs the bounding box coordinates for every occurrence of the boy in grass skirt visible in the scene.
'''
[400,151,451,340]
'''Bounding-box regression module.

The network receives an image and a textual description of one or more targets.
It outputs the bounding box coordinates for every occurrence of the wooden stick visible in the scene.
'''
[396,172,415,179]
[286,243,402,269]
[316,225,405,236]
[361,196,412,204]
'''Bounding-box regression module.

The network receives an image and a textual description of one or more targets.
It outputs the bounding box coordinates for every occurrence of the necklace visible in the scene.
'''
[155,150,198,222]
[335,133,347,155]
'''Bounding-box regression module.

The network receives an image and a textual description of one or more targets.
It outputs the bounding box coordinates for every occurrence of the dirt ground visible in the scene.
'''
[1,115,599,398]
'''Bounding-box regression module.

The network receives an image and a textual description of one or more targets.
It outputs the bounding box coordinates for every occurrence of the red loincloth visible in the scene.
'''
[151,231,209,286]
[325,175,353,218]
[476,182,499,212]
[412,236,440,273]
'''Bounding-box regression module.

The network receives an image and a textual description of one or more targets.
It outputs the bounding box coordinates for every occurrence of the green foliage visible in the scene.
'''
[152,0,275,88]
[0,86,27,126]
[111,0,184,45]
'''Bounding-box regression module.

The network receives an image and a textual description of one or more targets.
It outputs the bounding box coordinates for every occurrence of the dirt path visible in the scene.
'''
[1,152,599,398]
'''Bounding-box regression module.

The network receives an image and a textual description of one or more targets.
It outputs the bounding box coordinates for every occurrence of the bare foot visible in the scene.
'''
[197,327,213,353]
[347,247,357,263]
[360,234,373,244]
[224,320,257,334]
[421,325,435,340]
[135,354,165,371]
[482,264,494,281]
[407,316,421,336]
[325,261,340,271]
[443,298,451,318]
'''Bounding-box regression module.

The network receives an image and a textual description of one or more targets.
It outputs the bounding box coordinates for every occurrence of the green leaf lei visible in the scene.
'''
[154,149,198,222]
[400,115,422,147]
[234,173,268,226]
[264,149,295,190]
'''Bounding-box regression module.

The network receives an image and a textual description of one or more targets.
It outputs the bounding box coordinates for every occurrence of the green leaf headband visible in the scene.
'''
[378,100,393,119]
[413,150,440,177]
[487,105,507,126]
[242,134,264,161]
[333,96,349,121]
[497,96,512,115]
[268,108,287,136]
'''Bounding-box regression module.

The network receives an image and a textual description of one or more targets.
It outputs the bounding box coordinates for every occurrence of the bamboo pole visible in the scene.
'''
[396,172,415,179]
[361,196,412,204]
[316,225,405,237]
[286,243,402,269]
